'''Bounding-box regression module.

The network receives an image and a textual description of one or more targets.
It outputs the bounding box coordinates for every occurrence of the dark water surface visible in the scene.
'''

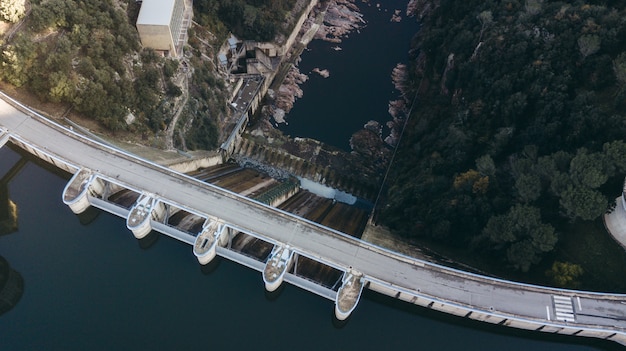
[0,147,620,350]
[280,0,417,151]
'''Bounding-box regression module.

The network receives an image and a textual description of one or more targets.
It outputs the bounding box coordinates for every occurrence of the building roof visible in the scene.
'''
[218,54,228,65]
[137,0,176,26]
[228,35,238,49]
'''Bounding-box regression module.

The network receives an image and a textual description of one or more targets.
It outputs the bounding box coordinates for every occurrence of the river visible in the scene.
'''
[0,147,620,350]
[279,0,416,151]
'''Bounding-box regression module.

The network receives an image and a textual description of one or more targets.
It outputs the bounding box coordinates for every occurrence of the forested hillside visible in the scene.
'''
[381,0,626,280]
[0,0,231,149]
[0,0,163,130]
[0,0,307,149]
[194,0,296,42]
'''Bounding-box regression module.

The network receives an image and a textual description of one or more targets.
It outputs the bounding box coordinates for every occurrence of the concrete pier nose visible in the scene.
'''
[127,194,164,239]
[62,169,103,214]
[194,220,227,265]
[335,270,364,321]
[263,244,294,292]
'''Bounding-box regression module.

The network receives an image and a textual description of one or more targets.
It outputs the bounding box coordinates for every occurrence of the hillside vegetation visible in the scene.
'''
[381,0,626,287]
[194,0,297,42]
[0,0,310,150]
[0,0,231,149]
[1,1,162,129]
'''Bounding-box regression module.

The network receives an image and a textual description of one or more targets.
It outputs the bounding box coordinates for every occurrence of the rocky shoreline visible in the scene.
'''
[242,0,417,200]
[263,0,415,142]
[314,0,364,43]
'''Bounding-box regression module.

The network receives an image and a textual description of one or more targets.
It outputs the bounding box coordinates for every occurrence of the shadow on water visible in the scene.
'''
[8,144,71,181]
[331,312,350,329]
[0,256,24,317]
[361,289,624,351]
[75,206,101,226]
[264,284,286,301]
[199,257,222,275]
[137,231,159,250]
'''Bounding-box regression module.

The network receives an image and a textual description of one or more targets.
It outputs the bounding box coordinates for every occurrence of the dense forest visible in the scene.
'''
[380,0,626,284]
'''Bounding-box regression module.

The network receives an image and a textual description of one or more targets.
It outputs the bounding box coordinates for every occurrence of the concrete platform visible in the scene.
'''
[603,197,626,251]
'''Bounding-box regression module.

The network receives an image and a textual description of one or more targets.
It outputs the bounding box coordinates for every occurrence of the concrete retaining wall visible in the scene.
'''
[279,0,319,56]
[167,154,224,173]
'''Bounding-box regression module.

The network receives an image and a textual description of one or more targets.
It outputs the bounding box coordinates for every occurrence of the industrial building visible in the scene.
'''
[136,0,189,56]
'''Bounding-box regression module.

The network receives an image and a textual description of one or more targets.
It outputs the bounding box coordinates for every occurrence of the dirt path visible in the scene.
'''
[165,65,191,151]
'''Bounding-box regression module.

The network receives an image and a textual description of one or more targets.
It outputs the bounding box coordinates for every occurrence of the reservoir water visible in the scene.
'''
[0,148,620,350]
[279,0,417,151]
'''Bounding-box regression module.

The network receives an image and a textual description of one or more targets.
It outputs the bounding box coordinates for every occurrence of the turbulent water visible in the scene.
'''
[0,146,618,350]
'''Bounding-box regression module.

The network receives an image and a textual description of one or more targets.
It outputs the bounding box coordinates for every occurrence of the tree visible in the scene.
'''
[48,72,75,103]
[380,0,626,281]
[614,52,626,87]
[0,34,36,86]
[559,185,607,221]
[578,35,601,59]
[515,173,542,203]
[0,0,26,23]
[476,155,496,178]
[546,261,583,289]
[569,149,607,189]
[525,0,543,15]
[481,205,557,271]
[506,240,538,272]
[602,141,626,176]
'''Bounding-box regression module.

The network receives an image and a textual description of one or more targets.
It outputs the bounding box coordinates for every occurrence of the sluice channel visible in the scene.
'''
[186,163,242,182]
[175,161,372,290]
[160,161,371,289]
[291,255,344,291]
[190,162,370,238]
[208,168,270,194]
[278,191,368,238]
[229,231,273,261]
[107,189,140,209]
[280,191,333,221]
[167,210,205,234]
[319,203,368,238]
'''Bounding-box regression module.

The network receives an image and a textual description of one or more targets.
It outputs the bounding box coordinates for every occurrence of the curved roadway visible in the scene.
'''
[1,94,625,344]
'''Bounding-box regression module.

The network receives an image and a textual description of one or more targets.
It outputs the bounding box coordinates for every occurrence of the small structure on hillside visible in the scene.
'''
[217,34,280,76]
[136,0,191,57]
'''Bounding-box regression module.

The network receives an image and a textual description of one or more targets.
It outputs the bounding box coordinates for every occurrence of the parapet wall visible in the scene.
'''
[366,280,626,346]
[166,153,224,174]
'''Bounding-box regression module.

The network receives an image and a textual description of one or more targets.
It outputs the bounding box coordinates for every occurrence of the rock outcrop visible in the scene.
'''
[273,66,308,121]
[315,0,365,43]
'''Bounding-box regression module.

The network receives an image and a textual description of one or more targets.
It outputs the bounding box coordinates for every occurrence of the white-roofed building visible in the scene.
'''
[136,0,189,56]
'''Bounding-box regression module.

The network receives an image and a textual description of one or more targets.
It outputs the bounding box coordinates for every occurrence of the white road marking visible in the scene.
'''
[552,295,576,323]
